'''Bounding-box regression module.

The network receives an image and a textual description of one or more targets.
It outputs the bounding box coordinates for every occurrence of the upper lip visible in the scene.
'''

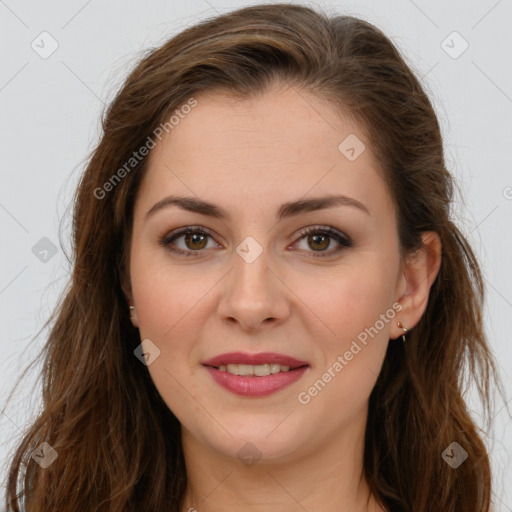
[202,352,309,369]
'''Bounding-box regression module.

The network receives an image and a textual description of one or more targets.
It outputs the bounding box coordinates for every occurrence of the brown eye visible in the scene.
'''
[306,233,330,251]
[183,232,208,250]
[294,226,352,258]
[160,226,218,257]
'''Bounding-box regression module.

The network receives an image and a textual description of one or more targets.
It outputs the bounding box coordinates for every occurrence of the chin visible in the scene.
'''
[195,418,309,465]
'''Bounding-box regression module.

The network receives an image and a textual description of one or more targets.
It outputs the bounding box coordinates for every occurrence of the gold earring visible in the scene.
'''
[397,321,408,342]
[129,305,135,319]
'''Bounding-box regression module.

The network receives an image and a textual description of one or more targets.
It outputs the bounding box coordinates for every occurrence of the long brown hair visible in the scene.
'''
[3,4,501,511]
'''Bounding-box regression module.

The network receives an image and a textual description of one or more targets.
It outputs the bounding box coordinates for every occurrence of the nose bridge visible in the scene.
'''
[235,236,270,292]
[217,235,289,329]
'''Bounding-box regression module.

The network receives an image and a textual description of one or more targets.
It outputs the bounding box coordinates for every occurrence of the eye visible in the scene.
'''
[292,225,352,258]
[159,225,352,258]
[159,226,220,257]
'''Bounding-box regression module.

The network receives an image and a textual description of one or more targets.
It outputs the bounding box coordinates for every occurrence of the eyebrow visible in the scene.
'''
[145,193,370,222]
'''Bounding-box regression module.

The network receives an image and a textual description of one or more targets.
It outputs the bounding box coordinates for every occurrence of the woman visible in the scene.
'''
[3,3,499,511]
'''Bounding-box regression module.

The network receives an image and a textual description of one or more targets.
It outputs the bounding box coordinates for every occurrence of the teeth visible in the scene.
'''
[270,363,281,374]
[217,363,292,376]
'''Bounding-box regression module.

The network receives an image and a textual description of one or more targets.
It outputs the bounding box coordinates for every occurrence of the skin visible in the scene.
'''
[125,83,441,512]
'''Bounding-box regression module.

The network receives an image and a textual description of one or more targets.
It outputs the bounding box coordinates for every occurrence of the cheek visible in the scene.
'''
[291,259,396,404]
[130,245,214,338]
[129,257,221,405]
[129,260,211,420]
[292,259,397,344]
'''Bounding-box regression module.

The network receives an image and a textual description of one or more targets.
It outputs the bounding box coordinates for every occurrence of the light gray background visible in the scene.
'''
[1,0,511,509]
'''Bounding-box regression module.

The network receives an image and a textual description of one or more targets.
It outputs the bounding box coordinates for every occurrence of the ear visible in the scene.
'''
[392,231,442,339]
[120,267,139,328]
[129,304,139,328]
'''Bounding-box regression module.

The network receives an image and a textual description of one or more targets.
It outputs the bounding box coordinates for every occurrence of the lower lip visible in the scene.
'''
[203,365,309,397]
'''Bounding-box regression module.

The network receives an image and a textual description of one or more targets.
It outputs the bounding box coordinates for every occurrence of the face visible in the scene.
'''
[127,85,407,464]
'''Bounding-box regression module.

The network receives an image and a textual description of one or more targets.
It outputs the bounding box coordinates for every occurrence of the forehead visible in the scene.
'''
[137,86,395,222]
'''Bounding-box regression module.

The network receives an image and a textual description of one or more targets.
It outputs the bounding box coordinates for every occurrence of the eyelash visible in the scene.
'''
[159,225,352,259]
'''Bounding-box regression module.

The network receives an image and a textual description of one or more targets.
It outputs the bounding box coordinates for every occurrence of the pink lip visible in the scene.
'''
[202,352,310,397]
[202,352,309,369]
[204,366,309,397]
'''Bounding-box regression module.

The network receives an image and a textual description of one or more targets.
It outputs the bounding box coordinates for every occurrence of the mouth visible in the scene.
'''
[202,351,310,376]
[201,352,310,396]
[203,362,308,376]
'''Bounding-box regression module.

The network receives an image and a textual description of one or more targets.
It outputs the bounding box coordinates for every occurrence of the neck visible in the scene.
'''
[180,407,385,512]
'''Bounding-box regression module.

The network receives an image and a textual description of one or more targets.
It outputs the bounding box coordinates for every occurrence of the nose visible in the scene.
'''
[216,243,291,332]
